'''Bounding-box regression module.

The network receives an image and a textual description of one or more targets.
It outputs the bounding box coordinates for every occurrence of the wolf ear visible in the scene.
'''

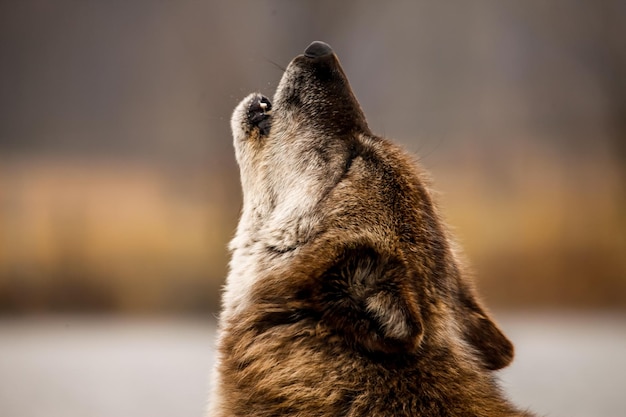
[457,282,514,370]
[319,245,424,354]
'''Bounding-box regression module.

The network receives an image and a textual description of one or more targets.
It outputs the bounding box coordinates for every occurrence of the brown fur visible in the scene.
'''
[209,41,534,417]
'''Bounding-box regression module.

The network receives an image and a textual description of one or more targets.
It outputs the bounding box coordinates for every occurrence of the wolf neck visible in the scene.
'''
[222,180,325,321]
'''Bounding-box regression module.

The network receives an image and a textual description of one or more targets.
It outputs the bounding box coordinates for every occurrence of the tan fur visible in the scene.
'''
[208,41,534,417]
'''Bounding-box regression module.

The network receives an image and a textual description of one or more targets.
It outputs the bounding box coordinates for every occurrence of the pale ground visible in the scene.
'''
[0,312,624,417]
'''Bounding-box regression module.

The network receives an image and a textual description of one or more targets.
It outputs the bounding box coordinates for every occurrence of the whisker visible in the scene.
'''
[264,57,287,72]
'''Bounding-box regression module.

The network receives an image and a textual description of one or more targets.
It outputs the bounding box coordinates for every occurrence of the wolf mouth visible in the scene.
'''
[241,41,334,137]
[246,95,272,136]
[243,41,367,139]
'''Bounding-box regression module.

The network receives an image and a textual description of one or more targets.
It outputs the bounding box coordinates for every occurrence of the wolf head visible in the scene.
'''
[228,41,513,371]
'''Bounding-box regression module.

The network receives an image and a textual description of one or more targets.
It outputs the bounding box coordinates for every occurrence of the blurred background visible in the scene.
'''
[0,1,625,416]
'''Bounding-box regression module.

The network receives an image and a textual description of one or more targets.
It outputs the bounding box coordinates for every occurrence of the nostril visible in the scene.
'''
[304,41,333,58]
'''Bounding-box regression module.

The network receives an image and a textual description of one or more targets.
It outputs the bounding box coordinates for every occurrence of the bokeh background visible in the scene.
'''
[1,1,625,417]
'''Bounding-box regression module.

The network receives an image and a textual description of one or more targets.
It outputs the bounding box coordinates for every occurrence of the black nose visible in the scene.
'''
[304,41,333,58]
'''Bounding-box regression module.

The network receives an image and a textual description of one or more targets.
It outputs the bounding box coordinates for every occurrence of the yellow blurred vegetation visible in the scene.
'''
[0,156,233,313]
[1,148,624,313]
[436,144,626,308]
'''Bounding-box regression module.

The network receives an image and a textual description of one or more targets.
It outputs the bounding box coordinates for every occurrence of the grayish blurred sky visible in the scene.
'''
[2,1,624,161]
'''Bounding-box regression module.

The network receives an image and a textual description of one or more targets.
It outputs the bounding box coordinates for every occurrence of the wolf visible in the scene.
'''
[208,41,534,417]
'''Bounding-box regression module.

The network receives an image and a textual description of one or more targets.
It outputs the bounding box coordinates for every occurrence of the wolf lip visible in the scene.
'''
[247,95,272,136]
